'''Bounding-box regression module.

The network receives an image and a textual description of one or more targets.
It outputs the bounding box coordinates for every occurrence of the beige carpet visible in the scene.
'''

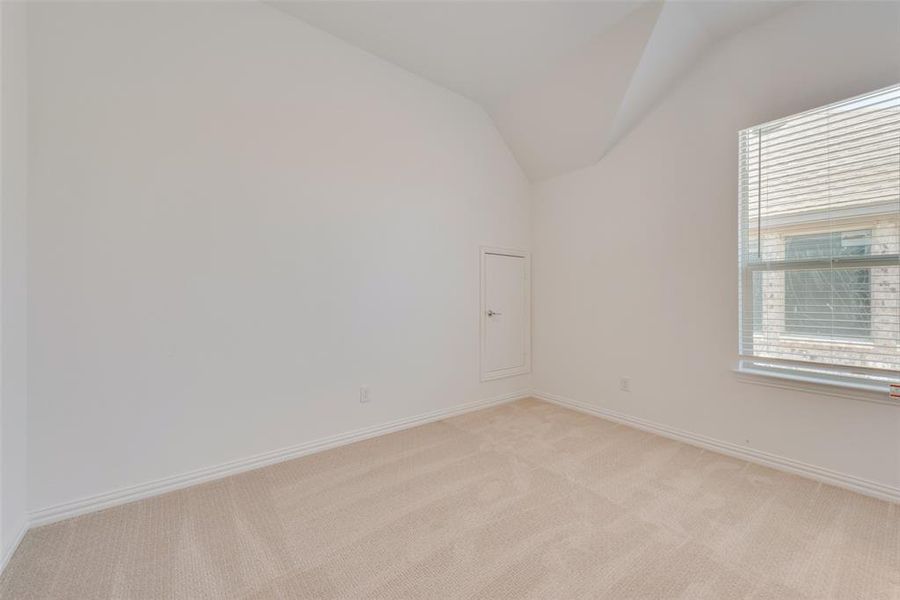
[1,398,898,599]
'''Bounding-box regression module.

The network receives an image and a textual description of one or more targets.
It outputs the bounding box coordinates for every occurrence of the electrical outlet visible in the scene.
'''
[359,386,370,403]
[619,377,630,392]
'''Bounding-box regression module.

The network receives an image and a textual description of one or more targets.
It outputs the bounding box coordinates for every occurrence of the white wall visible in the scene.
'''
[26,2,531,513]
[1,0,29,562]
[21,0,900,520]
[533,1,900,490]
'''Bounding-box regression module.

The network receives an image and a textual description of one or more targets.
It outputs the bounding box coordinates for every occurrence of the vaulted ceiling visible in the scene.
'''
[271,1,794,181]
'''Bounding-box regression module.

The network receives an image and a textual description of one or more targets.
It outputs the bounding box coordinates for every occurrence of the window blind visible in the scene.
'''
[739,84,900,390]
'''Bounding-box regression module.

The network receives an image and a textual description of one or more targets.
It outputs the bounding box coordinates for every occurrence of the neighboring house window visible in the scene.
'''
[784,230,871,340]
[738,84,900,391]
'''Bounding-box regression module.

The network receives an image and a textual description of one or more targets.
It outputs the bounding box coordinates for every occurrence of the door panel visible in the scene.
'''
[481,250,530,380]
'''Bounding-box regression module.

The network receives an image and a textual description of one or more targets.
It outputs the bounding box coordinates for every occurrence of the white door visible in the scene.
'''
[481,248,530,381]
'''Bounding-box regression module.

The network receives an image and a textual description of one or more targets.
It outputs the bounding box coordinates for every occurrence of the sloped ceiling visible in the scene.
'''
[271,1,794,181]
[492,4,662,180]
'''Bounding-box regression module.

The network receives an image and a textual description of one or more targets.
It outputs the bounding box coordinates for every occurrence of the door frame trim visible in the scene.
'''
[479,246,532,382]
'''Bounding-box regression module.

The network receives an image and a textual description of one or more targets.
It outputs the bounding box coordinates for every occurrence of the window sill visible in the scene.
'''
[734,364,900,406]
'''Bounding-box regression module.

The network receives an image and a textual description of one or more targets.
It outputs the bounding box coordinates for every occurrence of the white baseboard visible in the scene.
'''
[29,390,531,528]
[533,390,900,504]
[0,520,28,576]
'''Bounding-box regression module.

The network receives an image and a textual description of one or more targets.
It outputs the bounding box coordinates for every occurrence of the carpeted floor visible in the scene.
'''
[1,398,898,599]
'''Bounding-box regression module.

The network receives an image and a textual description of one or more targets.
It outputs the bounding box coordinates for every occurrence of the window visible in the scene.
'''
[738,84,900,392]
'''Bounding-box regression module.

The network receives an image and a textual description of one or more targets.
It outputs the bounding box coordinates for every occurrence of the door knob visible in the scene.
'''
[487,310,502,317]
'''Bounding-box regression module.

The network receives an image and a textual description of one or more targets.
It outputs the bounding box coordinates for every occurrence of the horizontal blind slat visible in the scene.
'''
[739,83,900,379]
